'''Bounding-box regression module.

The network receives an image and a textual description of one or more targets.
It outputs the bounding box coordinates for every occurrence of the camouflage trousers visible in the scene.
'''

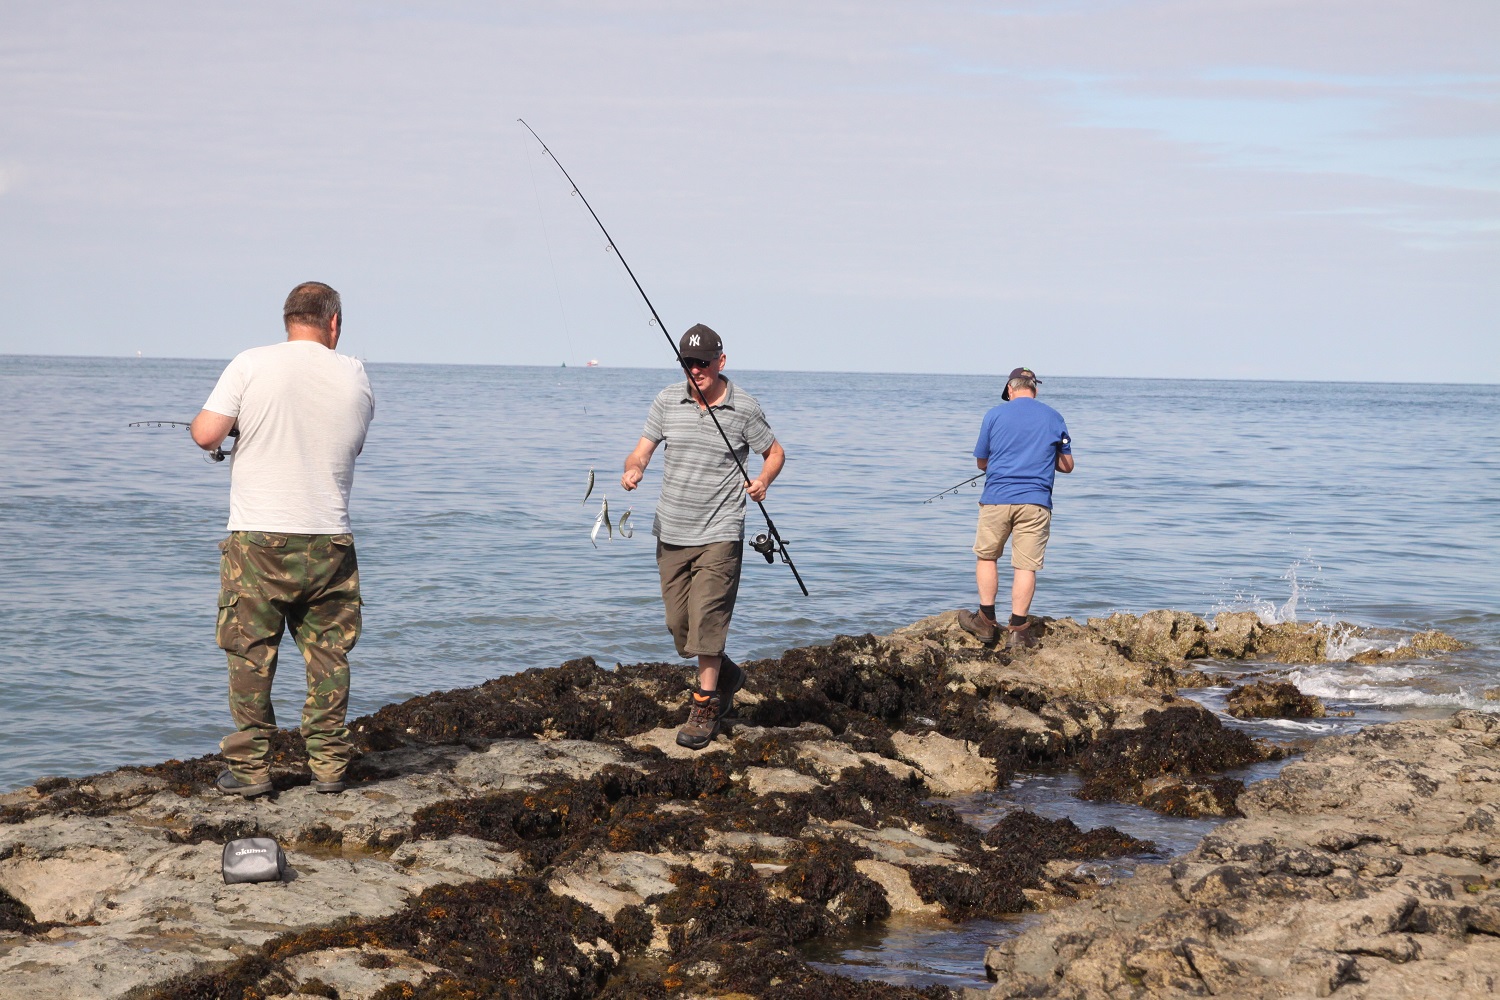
[216,531,361,783]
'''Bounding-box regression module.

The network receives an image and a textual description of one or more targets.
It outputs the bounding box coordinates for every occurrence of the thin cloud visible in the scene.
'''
[0,1,1494,381]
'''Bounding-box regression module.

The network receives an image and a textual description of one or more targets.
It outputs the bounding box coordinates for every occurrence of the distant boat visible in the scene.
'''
[586,359,600,367]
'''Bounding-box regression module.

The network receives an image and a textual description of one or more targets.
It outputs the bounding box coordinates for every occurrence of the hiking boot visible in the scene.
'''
[717,657,745,718]
[216,769,272,799]
[1006,620,1038,650]
[957,608,999,644]
[676,688,726,750]
[311,778,346,794]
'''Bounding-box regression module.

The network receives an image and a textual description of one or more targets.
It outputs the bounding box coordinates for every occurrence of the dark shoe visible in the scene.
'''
[676,689,726,750]
[717,657,745,718]
[1006,620,1038,650]
[311,778,346,794]
[216,769,272,799]
[957,608,999,644]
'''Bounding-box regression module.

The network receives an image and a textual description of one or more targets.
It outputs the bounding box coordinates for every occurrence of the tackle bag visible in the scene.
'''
[221,837,287,884]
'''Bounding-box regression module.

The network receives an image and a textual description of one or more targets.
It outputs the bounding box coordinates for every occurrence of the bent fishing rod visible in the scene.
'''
[128,420,237,462]
[518,119,808,596]
[922,473,982,504]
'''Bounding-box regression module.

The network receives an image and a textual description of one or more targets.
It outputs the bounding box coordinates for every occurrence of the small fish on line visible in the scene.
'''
[581,467,595,505]
[590,496,612,548]
[618,508,633,538]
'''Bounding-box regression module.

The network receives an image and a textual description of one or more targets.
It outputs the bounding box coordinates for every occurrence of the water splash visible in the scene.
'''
[1321,621,1386,662]
[1211,556,1324,626]
[1278,560,1308,623]
[1211,558,1433,664]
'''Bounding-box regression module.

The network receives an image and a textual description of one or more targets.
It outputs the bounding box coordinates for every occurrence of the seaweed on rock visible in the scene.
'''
[1227,680,1326,719]
[354,656,683,751]
[599,937,952,1000]
[146,877,620,1000]
[982,809,1155,859]
[411,757,742,867]
[410,754,960,873]
[1075,706,1269,817]
[0,884,48,934]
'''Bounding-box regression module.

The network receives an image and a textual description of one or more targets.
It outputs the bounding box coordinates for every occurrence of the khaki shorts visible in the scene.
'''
[973,503,1051,571]
[656,540,743,658]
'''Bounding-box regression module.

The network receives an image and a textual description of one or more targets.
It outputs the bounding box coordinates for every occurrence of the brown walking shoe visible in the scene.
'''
[676,688,726,750]
[1006,620,1039,650]
[957,608,999,644]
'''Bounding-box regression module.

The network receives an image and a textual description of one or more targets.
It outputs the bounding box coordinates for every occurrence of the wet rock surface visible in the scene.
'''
[0,611,1466,999]
[1227,680,1328,720]
[981,710,1500,999]
[1076,706,1275,819]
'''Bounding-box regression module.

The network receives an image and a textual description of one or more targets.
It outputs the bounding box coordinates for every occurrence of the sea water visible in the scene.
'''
[2,356,1497,984]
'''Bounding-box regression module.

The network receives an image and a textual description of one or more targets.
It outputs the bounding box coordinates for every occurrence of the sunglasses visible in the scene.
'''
[680,356,717,371]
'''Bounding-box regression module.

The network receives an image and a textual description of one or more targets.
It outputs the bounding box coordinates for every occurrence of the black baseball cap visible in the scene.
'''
[679,324,722,360]
[1001,367,1040,401]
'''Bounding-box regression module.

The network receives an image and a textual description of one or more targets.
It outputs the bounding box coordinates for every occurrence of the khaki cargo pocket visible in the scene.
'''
[215,589,240,651]
[244,531,288,548]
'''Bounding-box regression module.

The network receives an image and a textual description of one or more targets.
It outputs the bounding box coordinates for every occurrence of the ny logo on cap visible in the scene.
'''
[688,334,700,346]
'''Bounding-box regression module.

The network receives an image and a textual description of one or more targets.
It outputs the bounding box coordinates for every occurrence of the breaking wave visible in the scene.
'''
[1285,667,1497,713]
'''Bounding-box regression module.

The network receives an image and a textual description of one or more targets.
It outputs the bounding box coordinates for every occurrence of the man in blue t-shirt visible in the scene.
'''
[958,367,1074,647]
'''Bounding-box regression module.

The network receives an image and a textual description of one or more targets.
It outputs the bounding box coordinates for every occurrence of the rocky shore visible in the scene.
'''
[981,710,1500,999]
[0,610,1481,1000]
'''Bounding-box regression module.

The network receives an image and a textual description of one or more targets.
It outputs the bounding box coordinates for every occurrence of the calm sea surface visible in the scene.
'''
[4,355,1498,988]
[2,355,1497,793]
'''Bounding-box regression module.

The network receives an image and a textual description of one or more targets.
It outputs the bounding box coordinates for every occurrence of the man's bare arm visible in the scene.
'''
[1056,453,1074,473]
[190,410,236,451]
[745,441,785,502]
[975,457,988,472]
[621,437,658,491]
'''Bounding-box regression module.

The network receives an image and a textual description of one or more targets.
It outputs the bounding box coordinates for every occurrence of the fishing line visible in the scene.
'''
[518,119,809,597]
[520,133,581,368]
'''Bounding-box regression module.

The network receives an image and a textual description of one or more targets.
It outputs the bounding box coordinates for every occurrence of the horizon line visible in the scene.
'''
[2,351,1496,389]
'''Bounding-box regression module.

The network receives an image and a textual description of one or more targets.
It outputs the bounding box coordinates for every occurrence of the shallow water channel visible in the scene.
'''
[798,690,1376,992]
[800,765,1281,992]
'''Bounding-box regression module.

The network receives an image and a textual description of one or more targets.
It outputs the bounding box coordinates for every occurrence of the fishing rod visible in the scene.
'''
[926,421,1070,503]
[921,473,984,504]
[129,420,237,462]
[518,119,808,596]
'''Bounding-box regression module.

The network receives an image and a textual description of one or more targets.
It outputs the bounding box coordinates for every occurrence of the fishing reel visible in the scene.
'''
[128,420,236,464]
[749,532,776,564]
[209,426,240,463]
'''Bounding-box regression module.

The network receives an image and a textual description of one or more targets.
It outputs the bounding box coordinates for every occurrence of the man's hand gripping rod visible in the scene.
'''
[518,119,808,596]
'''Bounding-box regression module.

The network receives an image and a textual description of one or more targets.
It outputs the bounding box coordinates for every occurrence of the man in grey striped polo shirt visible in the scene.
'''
[621,324,785,750]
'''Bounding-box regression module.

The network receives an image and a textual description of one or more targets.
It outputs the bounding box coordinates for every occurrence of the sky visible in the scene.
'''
[2,1,1496,381]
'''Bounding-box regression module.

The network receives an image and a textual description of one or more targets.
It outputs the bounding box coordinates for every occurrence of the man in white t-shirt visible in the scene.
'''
[190,281,375,798]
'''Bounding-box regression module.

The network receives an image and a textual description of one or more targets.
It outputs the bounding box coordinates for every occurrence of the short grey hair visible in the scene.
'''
[1007,376,1037,397]
[283,281,341,330]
